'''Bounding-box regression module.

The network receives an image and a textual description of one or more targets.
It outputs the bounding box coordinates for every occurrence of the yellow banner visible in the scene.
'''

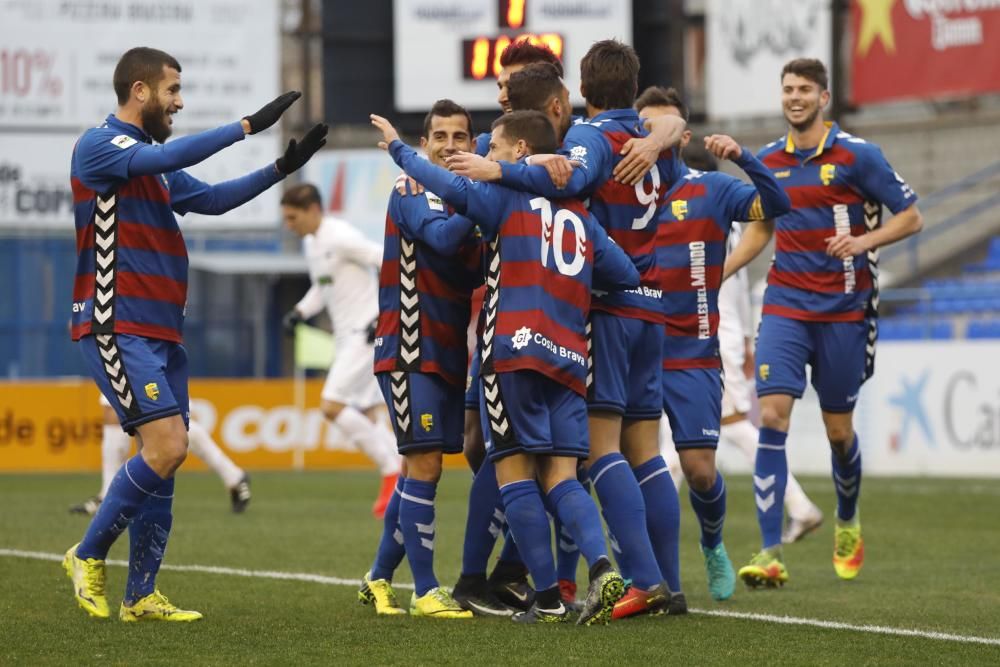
[0,378,467,472]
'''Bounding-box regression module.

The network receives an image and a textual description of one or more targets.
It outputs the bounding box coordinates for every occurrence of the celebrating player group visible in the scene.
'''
[64,37,921,626]
[363,38,921,624]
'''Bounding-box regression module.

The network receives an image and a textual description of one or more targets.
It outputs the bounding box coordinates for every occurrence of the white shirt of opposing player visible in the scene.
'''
[719,224,755,417]
[296,216,381,344]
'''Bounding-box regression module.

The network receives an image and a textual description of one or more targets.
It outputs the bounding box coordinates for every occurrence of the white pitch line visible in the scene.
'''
[5,547,999,647]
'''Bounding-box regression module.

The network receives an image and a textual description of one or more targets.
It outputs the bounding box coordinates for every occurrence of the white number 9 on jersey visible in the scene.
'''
[632,167,662,230]
[530,197,587,277]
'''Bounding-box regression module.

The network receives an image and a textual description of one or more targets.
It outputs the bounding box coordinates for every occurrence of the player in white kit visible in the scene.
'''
[70,394,252,515]
[281,183,402,518]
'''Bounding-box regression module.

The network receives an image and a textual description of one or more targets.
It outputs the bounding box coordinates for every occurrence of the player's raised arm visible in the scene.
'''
[704,135,792,222]
[495,123,610,198]
[613,112,687,185]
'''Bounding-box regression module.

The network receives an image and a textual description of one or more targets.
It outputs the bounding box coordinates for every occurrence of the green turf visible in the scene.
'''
[1,471,998,665]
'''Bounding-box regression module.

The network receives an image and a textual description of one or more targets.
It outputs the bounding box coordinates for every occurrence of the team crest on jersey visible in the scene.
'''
[144,383,160,401]
[511,326,532,350]
[420,413,434,432]
[671,200,688,221]
[758,364,770,382]
[820,164,836,186]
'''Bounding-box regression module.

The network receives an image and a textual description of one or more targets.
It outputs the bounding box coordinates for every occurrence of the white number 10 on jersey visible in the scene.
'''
[530,197,587,277]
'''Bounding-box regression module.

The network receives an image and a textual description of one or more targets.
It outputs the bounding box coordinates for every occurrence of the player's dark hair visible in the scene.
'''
[280,183,323,209]
[781,58,828,90]
[579,39,639,111]
[492,110,558,156]
[499,38,564,77]
[113,47,182,105]
[635,85,689,121]
[422,99,473,138]
[507,62,563,113]
[682,139,718,172]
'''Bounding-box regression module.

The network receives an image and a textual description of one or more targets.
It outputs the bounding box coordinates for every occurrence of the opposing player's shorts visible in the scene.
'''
[377,371,464,455]
[755,315,867,413]
[720,339,753,418]
[322,334,382,409]
[79,334,189,435]
[465,347,481,411]
[587,312,662,420]
[662,367,722,449]
[480,369,589,462]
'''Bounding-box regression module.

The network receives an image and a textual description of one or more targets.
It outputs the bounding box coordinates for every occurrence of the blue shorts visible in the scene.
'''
[480,370,589,461]
[587,312,662,420]
[662,367,722,449]
[465,349,480,411]
[755,315,867,413]
[377,371,464,454]
[79,334,189,435]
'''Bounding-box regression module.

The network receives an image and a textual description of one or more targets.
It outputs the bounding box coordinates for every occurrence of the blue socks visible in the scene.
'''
[460,458,502,577]
[124,477,174,605]
[371,477,406,581]
[832,435,862,522]
[399,478,438,596]
[500,480,556,592]
[547,479,610,572]
[689,472,726,549]
[755,427,788,549]
[77,454,167,560]
[588,453,661,590]
[633,456,681,592]
[555,519,580,583]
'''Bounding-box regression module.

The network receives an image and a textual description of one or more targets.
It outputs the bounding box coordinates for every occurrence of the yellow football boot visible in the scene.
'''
[358,571,407,616]
[409,587,474,619]
[63,543,109,619]
[833,520,864,580]
[738,548,789,588]
[119,590,203,622]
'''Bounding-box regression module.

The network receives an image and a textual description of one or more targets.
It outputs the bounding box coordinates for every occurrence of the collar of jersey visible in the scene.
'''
[589,108,639,123]
[783,121,839,161]
[104,114,152,144]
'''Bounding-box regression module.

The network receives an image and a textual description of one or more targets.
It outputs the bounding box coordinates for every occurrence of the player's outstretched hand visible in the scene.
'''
[445,152,501,182]
[276,123,328,175]
[825,233,869,260]
[704,134,743,161]
[243,91,301,135]
[370,114,400,149]
[282,309,303,336]
[394,173,425,196]
[614,136,658,185]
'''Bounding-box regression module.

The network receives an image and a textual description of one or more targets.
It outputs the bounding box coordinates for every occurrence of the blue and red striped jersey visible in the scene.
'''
[758,122,918,322]
[497,108,684,323]
[374,185,482,388]
[658,150,790,369]
[388,140,639,396]
[70,115,282,343]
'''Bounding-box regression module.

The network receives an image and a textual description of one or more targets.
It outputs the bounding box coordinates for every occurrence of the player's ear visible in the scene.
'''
[515,139,529,160]
[419,136,428,150]
[820,88,831,109]
[132,80,147,104]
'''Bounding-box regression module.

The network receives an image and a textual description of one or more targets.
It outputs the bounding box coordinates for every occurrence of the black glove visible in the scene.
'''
[366,318,378,344]
[276,123,328,175]
[243,91,301,135]
[282,309,304,335]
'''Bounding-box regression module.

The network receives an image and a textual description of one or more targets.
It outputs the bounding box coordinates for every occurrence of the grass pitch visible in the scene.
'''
[1,470,999,665]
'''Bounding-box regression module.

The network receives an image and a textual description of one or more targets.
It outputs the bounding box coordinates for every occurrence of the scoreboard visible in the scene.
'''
[394,0,632,111]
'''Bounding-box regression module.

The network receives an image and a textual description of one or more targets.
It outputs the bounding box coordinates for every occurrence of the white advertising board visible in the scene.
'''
[394,0,632,111]
[705,0,831,120]
[0,0,281,228]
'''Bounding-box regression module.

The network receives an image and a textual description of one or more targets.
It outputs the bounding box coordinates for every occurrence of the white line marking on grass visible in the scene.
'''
[6,547,1000,647]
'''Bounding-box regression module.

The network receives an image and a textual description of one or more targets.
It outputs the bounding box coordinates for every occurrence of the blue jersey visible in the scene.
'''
[388,140,639,396]
[71,115,282,343]
[497,108,684,323]
[657,150,790,369]
[758,122,917,322]
[374,184,481,388]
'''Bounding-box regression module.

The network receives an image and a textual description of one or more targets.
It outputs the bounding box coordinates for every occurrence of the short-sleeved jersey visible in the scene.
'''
[499,108,684,324]
[70,114,271,343]
[758,122,918,321]
[387,140,639,397]
[374,188,482,387]
[296,216,381,339]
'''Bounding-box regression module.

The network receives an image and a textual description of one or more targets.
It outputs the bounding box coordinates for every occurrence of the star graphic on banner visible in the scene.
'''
[887,370,934,449]
[857,0,898,56]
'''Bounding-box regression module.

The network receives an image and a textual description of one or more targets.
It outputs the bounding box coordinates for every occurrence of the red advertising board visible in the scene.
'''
[851,0,1000,104]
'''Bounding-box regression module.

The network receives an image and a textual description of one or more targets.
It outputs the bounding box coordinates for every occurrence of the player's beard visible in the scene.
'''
[141,93,173,144]
[785,104,820,133]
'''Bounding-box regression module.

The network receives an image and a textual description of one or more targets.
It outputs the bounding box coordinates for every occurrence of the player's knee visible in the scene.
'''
[683,461,716,492]
[826,430,854,456]
[321,400,345,422]
[759,403,789,431]
[405,452,443,482]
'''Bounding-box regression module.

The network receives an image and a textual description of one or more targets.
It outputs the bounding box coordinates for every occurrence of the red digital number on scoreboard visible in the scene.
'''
[461,33,563,81]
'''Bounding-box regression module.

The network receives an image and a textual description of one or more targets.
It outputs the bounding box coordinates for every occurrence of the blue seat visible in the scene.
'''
[930,320,954,339]
[967,319,1000,339]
